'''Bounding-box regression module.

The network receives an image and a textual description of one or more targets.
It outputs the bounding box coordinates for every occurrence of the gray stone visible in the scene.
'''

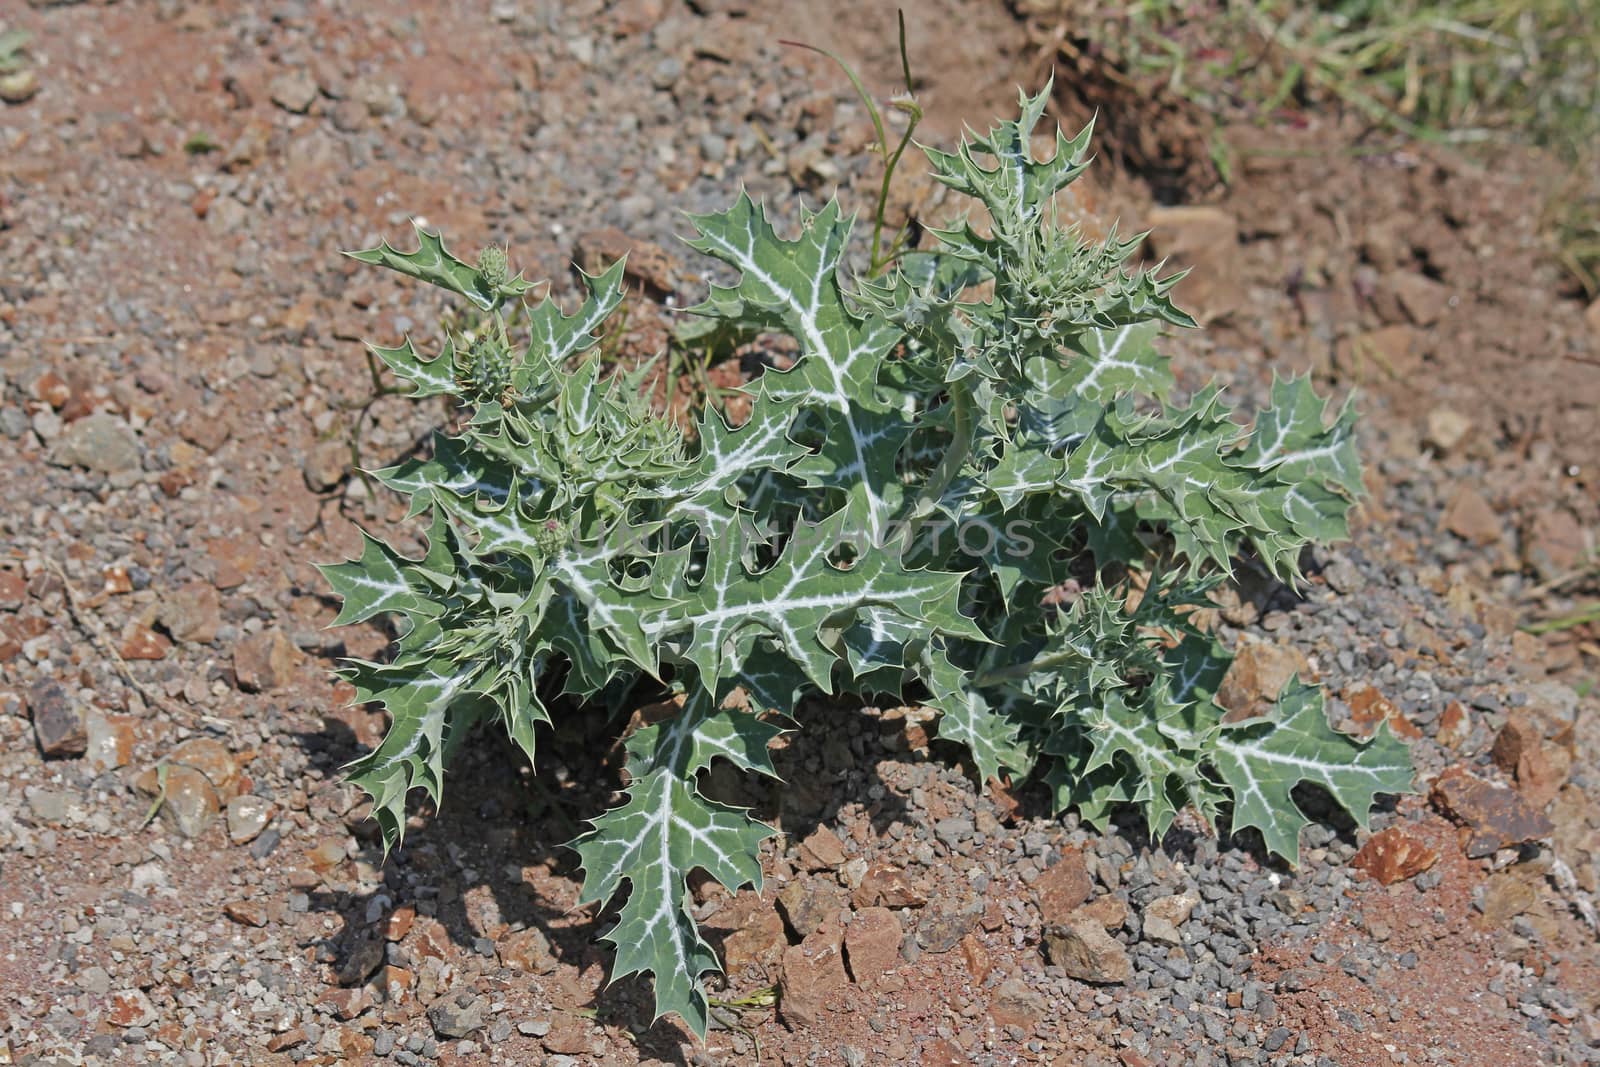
[27,788,71,824]
[1044,918,1132,983]
[303,438,349,492]
[48,413,141,473]
[428,994,486,1038]
[1142,893,1198,945]
[226,795,273,844]
[270,68,319,114]
[0,406,28,438]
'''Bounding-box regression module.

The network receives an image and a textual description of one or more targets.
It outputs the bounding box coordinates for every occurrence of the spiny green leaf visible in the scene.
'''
[368,336,459,398]
[342,656,491,851]
[922,82,1094,228]
[347,223,536,310]
[1211,677,1414,864]
[318,529,442,626]
[571,768,773,1034]
[623,689,786,779]
[526,259,628,366]
[1237,374,1364,497]
[924,648,1029,783]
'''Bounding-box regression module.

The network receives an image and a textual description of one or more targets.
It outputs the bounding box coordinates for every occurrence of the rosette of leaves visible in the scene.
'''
[323,84,1413,1035]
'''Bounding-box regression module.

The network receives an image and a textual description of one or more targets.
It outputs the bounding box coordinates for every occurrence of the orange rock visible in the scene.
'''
[920,1037,968,1067]
[119,625,171,661]
[0,569,25,609]
[319,987,371,1020]
[851,863,927,909]
[266,1028,306,1052]
[1442,487,1501,546]
[797,825,847,871]
[842,906,901,983]
[959,933,991,983]
[779,915,847,1027]
[1216,639,1310,722]
[1492,714,1572,808]
[721,904,786,973]
[376,965,414,1003]
[1068,894,1128,931]
[1492,715,1542,775]
[233,627,300,692]
[339,1029,376,1058]
[1033,848,1093,920]
[1351,826,1439,885]
[381,904,415,942]
[408,916,452,960]
[224,900,270,927]
[499,925,558,974]
[85,711,135,773]
[1431,771,1554,857]
[1345,684,1423,741]
[107,988,157,1027]
[306,839,348,869]
[207,535,260,590]
[1437,701,1471,749]
[101,564,133,595]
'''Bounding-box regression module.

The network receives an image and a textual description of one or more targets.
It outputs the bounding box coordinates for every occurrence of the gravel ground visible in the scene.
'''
[1,2,1597,1065]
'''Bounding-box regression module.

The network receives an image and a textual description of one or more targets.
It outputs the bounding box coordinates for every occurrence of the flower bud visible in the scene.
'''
[477,245,510,290]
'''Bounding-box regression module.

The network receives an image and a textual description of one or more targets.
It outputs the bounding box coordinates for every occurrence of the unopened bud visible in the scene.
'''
[477,245,509,289]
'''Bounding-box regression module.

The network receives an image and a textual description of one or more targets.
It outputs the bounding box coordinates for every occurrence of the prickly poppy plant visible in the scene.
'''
[322,86,1414,1034]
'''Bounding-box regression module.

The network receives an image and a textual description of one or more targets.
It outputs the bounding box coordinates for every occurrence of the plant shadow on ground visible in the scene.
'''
[290,695,919,1063]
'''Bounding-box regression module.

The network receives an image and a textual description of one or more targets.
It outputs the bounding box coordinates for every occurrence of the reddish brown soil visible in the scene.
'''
[1,2,1597,1066]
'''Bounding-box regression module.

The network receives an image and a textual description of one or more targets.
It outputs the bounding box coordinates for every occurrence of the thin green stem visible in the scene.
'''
[974,645,1085,688]
[1521,601,1600,635]
[783,9,922,275]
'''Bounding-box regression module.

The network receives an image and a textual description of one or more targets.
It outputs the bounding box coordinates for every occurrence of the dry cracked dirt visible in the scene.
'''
[1,1,1598,1066]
